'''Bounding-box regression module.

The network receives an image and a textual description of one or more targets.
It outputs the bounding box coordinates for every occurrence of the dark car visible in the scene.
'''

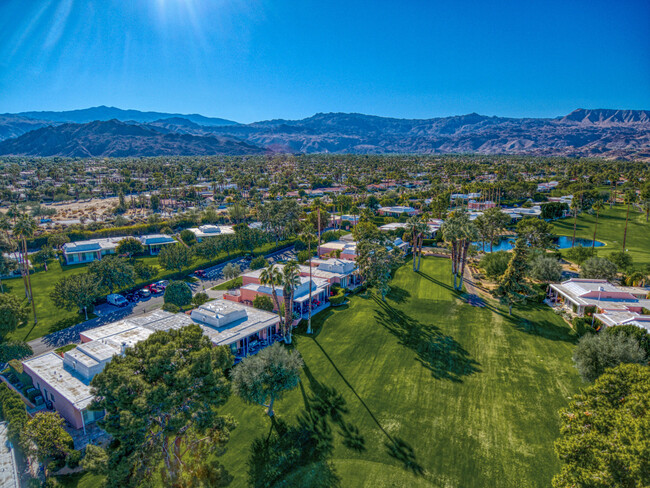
[126,293,139,303]
[195,270,207,278]
[137,289,151,299]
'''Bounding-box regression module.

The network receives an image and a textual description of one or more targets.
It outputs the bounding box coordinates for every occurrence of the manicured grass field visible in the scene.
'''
[551,204,650,267]
[216,257,581,488]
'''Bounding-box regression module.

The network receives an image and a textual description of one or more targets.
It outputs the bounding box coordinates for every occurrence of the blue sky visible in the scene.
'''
[1,0,648,123]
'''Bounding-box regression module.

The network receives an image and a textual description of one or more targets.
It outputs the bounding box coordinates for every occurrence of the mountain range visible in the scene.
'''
[0,107,648,160]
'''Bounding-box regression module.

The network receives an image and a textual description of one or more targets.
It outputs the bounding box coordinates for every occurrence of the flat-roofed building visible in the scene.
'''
[547,278,650,317]
[187,225,235,242]
[377,206,419,217]
[0,423,19,488]
[62,237,123,264]
[62,234,177,264]
[139,234,177,255]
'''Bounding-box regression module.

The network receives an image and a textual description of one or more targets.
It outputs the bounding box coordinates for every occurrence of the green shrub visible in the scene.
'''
[572,317,597,336]
[66,449,82,469]
[250,256,268,270]
[191,292,209,307]
[565,246,595,265]
[297,250,311,264]
[162,303,180,313]
[164,281,192,308]
[253,295,275,312]
[329,288,346,306]
[0,383,29,443]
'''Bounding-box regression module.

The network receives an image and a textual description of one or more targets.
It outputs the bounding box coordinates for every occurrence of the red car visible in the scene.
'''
[195,270,207,278]
[145,284,161,294]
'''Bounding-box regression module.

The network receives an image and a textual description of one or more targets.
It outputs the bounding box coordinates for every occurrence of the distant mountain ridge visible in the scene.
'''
[15,105,238,127]
[0,119,264,157]
[0,107,648,160]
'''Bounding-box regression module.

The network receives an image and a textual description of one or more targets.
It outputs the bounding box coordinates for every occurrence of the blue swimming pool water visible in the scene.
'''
[472,236,605,252]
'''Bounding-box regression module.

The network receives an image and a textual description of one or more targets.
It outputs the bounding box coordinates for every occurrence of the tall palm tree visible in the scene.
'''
[280,261,301,344]
[299,223,316,334]
[570,196,581,248]
[13,214,38,324]
[259,263,284,330]
[591,200,604,250]
[406,216,428,272]
[622,190,637,250]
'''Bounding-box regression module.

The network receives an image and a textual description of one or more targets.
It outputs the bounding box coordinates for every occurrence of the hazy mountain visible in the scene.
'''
[0,107,648,160]
[0,119,264,157]
[15,106,238,127]
[208,109,650,160]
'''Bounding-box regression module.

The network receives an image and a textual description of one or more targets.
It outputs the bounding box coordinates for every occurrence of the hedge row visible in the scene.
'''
[0,382,29,444]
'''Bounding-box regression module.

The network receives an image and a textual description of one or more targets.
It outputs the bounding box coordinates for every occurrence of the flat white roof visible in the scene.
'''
[191,300,281,346]
[0,423,19,488]
[23,353,95,411]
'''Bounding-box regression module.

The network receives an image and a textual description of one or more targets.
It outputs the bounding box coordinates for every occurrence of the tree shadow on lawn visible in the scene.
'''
[373,297,481,383]
[386,285,411,304]
[415,271,464,298]
[308,338,425,476]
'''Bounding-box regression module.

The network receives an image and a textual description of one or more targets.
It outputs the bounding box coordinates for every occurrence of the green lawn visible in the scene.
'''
[212,277,243,290]
[551,204,650,267]
[216,257,581,488]
[4,241,293,343]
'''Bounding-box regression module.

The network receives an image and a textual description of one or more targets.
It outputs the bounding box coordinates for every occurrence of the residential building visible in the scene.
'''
[23,303,281,431]
[62,234,177,264]
[187,224,235,242]
[467,200,496,211]
[377,206,419,217]
[0,423,19,488]
[62,237,124,264]
[547,279,650,317]
[139,234,177,255]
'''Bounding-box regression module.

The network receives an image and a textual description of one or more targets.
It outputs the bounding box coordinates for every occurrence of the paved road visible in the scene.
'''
[27,245,296,357]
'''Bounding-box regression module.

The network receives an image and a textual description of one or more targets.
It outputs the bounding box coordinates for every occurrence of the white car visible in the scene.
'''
[107,294,129,307]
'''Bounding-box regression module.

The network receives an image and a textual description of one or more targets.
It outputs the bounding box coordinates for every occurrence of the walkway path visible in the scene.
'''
[27,245,296,357]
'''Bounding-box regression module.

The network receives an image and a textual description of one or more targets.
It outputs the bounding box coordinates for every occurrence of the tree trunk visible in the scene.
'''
[271,290,283,328]
[508,304,512,315]
[267,396,275,417]
[307,244,313,334]
[623,203,630,249]
[572,209,577,247]
[283,293,292,343]
[412,231,417,271]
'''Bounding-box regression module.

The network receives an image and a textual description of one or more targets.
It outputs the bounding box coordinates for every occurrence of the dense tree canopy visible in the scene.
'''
[554,363,650,488]
[91,325,235,488]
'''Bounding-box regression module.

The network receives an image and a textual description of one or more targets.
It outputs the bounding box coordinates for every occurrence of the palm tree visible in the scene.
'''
[259,263,284,330]
[570,196,581,247]
[299,223,316,334]
[622,190,637,250]
[406,216,428,272]
[591,200,604,250]
[280,261,301,344]
[13,214,38,324]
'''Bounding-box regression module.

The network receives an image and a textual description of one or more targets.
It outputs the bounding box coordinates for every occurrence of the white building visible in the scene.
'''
[187,224,235,242]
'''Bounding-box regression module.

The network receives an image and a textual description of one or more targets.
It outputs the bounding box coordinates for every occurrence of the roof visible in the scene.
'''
[190,300,281,346]
[23,353,95,411]
[63,237,122,253]
[139,234,176,245]
[188,225,235,238]
[242,275,328,298]
[550,278,650,309]
[0,423,18,488]
[378,206,418,213]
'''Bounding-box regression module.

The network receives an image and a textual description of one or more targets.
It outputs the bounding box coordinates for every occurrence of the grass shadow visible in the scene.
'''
[416,270,464,297]
[374,297,481,382]
[386,285,411,304]
[310,338,424,475]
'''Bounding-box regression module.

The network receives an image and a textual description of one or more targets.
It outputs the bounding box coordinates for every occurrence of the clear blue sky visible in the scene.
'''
[1,0,648,123]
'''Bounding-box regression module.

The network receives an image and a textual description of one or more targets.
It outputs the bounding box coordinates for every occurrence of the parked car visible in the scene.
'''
[107,294,129,307]
[126,293,139,303]
[195,270,206,278]
[149,285,162,294]
[155,280,169,290]
[138,289,151,299]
